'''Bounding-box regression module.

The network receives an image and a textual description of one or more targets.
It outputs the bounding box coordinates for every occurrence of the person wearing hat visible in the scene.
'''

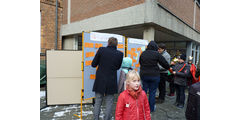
[187,56,198,85]
[172,54,190,108]
[118,57,133,93]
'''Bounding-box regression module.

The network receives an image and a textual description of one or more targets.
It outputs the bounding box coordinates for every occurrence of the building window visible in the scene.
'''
[175,42,186,49]
[78,35,82,50]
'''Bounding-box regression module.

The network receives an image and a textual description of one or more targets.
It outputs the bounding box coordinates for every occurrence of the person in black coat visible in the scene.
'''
[91,37,123,120]
[185,65,200,120]
[185,82,200,120]
[139,41,170,112]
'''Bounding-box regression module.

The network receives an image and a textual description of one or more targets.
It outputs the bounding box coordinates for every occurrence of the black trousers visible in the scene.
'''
[175,84,186,105]
[168,75,175,94]
[158,73,168,100]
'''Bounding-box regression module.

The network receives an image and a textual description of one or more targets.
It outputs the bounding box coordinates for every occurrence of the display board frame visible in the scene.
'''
[82,32,125,100]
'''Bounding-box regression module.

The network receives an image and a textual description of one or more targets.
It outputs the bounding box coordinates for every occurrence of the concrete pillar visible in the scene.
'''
[196,45,200,65]
[193,0,196,29]
[68,0,71,24]
[186,42,193,62]
[143,27,155,41]
[192,43,196,64]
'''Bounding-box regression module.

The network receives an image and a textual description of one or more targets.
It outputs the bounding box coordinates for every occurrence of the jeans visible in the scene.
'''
[93,92,114,120]
[141,76,160,112]
[175,84,186,105]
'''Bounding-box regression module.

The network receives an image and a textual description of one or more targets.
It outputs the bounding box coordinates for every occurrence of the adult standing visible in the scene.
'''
[185,82,200,120]
[91,37,123,120]
[185,64,200,120]
[139,41,170,112]
[157,43,171,103]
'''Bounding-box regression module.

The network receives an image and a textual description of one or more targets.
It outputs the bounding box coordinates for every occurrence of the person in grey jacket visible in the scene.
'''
[172,54,190,108]
[157,43,171,103]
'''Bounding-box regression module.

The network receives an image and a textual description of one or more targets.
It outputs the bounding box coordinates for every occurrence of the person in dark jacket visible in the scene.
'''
[172,54,190,108]
[139,41,170,112]
[185,82,200,120]
[91,37,123,120]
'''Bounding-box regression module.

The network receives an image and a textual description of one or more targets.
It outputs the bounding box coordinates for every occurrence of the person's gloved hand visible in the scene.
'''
[168,71,171,76]
[168,68,173,73]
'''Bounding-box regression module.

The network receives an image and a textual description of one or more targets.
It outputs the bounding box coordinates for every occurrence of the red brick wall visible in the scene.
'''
[62,0,145,24]
[40,0,63,60]
[40,55,46,62]
[62,0,68,24]
[195,5,200,32]
[158,0,199,31]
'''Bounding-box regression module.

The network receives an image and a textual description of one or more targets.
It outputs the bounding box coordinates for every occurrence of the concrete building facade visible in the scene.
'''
[61,0,200,64]
[40,0,63,62]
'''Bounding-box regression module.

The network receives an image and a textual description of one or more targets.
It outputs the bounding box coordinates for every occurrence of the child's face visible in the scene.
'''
[128,77,140,91]
[179,59,184,63]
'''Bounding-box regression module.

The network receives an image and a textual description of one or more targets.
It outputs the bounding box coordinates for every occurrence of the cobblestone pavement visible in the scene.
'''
[41,85,188,120]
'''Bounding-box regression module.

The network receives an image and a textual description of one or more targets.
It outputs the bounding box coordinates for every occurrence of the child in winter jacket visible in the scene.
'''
[187,56,198,85]
[172,54,190,108]
[115,70,151,120]
[118,57,133,93]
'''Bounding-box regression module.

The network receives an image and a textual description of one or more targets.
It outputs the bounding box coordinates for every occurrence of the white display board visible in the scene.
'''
[83,32,125,99]
[127,38,149,72]
[46,50,83,105]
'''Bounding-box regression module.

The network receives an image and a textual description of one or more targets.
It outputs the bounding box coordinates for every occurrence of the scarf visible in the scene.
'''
[126,85,142,99]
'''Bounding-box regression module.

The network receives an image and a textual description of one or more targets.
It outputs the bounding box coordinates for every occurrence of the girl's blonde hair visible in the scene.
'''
[126,70,140,83]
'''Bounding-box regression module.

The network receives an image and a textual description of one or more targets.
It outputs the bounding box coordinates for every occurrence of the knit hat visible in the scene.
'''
[121,57,133,73]
[188,56,193,61]
[172,58,178,63]
[121,57,132,68]
[180,54,186,61]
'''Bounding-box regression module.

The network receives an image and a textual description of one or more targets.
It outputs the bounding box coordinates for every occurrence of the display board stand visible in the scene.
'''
[74,32,125,119]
